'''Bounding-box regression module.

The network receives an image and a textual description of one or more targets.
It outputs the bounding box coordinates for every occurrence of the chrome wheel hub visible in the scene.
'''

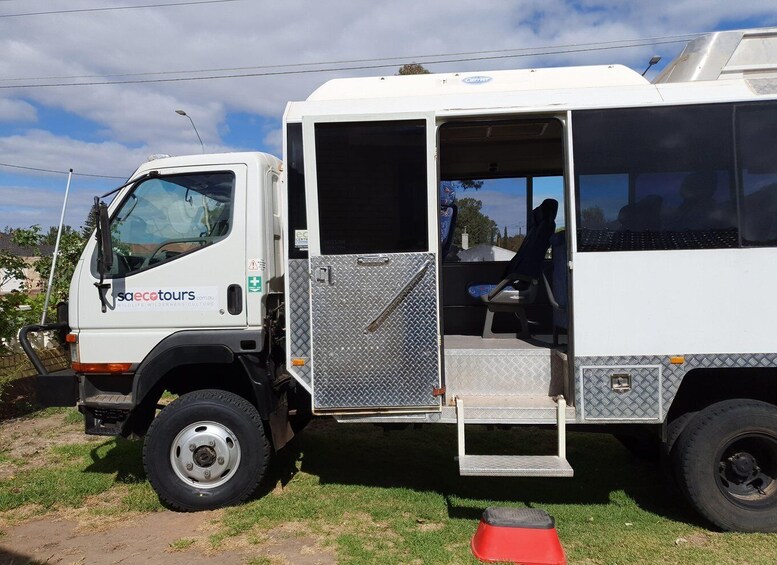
[170,421,241,489]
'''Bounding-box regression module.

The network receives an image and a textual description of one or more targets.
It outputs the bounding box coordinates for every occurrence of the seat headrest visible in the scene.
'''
[532,198,559,225]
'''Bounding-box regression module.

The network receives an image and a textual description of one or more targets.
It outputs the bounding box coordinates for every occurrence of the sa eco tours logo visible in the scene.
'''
[114,287,218,312]
[116,290,197,302]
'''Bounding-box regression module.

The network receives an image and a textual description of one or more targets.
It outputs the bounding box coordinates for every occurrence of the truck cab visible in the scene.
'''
[72,152,282,374]
[28,151,298,510]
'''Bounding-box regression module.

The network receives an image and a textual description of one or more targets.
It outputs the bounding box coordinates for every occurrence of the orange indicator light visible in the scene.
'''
[72,362,132,373]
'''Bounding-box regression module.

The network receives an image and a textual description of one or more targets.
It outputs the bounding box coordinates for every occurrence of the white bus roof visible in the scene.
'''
[306,65,648,101]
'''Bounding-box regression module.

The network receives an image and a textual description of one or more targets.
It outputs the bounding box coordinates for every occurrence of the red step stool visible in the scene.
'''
[471,507,566,565]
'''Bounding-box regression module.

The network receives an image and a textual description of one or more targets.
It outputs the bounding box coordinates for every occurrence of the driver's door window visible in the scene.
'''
[109,172,235,276]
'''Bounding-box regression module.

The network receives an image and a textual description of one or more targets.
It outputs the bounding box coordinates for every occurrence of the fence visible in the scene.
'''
[0,347,69,379]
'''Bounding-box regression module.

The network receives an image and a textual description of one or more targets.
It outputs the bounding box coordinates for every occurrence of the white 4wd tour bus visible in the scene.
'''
[22,29,777,531]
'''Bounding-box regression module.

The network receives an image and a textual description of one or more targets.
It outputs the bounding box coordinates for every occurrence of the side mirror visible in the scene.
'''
[94,197,113,275]
[93,197,113,313]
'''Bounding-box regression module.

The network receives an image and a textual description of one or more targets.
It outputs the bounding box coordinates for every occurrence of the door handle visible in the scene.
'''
[227,284,243,315]
[365,258,432,333]
[357,254,389,265]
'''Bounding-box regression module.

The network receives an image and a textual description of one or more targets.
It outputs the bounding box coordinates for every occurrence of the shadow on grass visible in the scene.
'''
[83,437,147,485]
[0,376,39,420]
[279,419,705,527]
[74,417,705,528]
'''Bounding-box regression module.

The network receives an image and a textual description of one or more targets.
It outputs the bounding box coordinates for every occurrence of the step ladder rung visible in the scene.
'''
[455,395,574,478]
[459,455,573,477]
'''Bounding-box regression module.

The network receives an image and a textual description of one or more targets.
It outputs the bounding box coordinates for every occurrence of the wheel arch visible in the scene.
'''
[668,366,777,423]
[127,330,274,436]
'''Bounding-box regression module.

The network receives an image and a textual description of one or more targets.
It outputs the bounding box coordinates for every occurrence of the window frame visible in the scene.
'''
[286,123,308,260]
[101,169,237,279]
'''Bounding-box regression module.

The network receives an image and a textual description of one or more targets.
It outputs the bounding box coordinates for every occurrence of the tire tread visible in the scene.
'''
[674,399,777,532]
[143,389,270,512]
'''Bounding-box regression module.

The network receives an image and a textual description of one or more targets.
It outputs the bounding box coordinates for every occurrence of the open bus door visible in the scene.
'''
[302,114,442,412]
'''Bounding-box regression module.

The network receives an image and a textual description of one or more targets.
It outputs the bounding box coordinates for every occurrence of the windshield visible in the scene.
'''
[108,172,235,276]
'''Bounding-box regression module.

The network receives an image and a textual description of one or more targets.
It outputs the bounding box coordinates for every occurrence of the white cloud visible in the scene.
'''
[262,127,282,156]
[0,183,93,230]
[0,0,774,228]
[3,0,769,146]
[0,129,244,228]
[0,99,37,123]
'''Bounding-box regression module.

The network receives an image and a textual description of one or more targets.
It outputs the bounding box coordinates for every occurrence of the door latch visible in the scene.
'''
[610,373,632,394]
[314,266,333,284]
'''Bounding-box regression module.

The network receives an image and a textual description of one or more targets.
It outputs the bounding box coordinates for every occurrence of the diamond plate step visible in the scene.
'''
[444,336,554,397]
[459,455,573,477]
[455,394,575,423]
[455,396,574,478]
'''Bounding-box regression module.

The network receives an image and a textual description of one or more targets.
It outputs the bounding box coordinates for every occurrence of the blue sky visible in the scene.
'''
[1,0,775,231]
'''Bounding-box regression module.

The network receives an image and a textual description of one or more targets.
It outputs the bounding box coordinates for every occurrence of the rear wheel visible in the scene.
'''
[674,399,777,532]
[144,389,270,511]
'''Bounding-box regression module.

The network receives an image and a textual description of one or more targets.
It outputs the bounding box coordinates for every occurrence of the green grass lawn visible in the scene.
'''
[1,411,776,564]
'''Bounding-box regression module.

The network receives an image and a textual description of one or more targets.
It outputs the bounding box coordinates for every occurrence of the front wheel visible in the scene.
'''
[674,399,777,532]
[143,389,270,511]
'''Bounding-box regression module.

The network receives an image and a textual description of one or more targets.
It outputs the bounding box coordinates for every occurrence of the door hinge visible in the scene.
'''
[433,387,446,397]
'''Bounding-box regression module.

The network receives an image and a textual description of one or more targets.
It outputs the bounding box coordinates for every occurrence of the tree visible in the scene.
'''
[397,63,430,75]
[581,206,606,228]
[454,198,498,248]
[0,226,88,347]
[82,205,98,238]
[457,179,484,190]
[0,230,36,350]
[13,226,86,314]
[501,233,525,252]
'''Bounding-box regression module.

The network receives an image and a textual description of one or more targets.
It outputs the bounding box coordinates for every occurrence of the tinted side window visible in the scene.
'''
[287,123,308,259]
[737,103,777,247]
[315,120,428,255]
[574,105,737,251]
[109,172,234,275]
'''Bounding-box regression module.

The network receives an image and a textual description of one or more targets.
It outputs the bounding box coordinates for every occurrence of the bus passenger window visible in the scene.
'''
[573,105,737,252]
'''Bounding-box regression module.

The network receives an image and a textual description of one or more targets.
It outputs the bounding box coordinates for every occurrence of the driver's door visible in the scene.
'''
[303,114,442,412]
[76,163,248,360]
